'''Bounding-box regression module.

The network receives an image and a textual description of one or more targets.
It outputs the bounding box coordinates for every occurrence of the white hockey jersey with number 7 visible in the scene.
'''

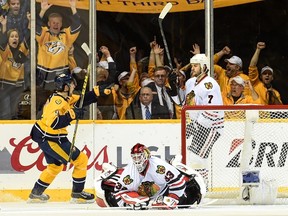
[185,75,224,131]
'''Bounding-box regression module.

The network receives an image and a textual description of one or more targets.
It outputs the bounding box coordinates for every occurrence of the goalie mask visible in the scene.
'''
[131,143,151,173]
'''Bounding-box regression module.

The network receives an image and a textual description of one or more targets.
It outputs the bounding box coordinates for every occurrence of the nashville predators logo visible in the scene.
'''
[123,175,133,185]
[55,99,62,105]
[8,58,22,69]
[45,41,65,55]
[204,82,213,90]
[156,165,165,174]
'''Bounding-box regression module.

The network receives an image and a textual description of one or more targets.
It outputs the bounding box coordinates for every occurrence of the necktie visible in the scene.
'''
[161,87,168,107]
[145,106,151,120]
[161,87,166,100]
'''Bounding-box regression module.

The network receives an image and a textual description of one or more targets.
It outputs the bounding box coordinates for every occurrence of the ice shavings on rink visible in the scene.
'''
[2,201,288,216]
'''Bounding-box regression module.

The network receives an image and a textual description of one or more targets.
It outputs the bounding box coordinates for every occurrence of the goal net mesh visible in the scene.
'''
[181,105,288,200]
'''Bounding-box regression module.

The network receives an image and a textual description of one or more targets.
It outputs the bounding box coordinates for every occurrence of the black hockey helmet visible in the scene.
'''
[54,73,75,91]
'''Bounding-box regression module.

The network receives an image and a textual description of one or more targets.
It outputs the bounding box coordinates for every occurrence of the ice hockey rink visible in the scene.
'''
[2,201,288,216]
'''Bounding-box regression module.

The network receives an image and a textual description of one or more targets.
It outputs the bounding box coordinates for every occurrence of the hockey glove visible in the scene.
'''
[168,71,178,84]
[72,107,85,119]
[93,85,112,97]
[168,71,178,96]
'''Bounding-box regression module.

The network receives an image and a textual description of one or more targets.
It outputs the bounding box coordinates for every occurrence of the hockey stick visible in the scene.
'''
[159,2,173,69]
[94,199,218,210]
[66,43,92,170]
[116,192,217,210]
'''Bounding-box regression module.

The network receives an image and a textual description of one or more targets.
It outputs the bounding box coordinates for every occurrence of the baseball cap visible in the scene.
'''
[230,76,245,86]
[141,78,154,87]
[261,66,273,74]
[118,71,130,82]
[225,56,243,68]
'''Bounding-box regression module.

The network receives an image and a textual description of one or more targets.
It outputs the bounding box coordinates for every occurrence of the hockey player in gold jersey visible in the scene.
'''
[28,72,110,203]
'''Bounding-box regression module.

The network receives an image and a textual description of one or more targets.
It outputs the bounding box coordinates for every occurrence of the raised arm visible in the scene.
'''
[39,0,52,18]
[214,46,231,64]
[0,15,7,34]
[190,43,200,56]
[249,42,265,67]
[148,40,156,77]
[246,80,259,101]
[153,43,164,67]
[69,0,77,15]
[129,47,140,87]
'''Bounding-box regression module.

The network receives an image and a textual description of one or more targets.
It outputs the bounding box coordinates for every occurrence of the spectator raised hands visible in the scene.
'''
[248,41,282,105]
[190,43,201,56]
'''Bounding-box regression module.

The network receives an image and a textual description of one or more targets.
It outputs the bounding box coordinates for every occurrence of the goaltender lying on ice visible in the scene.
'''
[94,143,206,209]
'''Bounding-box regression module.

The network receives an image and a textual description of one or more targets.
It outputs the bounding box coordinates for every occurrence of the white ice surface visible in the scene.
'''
[1,202,288,216]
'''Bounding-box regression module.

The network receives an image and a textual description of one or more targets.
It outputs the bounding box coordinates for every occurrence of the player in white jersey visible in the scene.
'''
[95,143,206,209]
[184,54,224,188]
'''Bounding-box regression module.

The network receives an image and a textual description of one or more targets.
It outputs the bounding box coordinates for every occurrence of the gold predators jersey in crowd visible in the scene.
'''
[0,42,29,85]
[36,14,81,73]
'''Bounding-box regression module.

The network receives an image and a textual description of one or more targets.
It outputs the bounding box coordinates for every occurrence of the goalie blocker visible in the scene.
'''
[94,154,206,209]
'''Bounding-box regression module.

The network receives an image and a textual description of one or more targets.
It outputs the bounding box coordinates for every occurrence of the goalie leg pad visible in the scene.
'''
[188,123,221,159]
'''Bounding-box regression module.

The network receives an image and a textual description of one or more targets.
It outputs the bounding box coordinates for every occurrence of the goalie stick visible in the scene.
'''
[158,2,173,69]
[66,42,91,169]
[116,192,218,210]
[95,199,218,210]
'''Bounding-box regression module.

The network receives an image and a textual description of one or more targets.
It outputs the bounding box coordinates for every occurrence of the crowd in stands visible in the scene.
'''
[0,0,284,120]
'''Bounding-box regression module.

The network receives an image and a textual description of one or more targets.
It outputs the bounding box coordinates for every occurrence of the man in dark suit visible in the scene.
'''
[145,66,177,119]
[134,86,170,119]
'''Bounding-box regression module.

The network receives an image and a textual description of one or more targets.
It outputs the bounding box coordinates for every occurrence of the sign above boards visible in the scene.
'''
[35,0,262,14]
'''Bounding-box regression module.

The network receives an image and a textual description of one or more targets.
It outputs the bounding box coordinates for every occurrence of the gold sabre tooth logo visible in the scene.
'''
[46,41,65,55]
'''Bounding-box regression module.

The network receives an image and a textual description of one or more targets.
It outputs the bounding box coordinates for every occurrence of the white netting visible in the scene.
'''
[182,105,288,202]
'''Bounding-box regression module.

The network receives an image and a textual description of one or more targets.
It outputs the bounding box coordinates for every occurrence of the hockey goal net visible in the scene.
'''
[181,105,288,201]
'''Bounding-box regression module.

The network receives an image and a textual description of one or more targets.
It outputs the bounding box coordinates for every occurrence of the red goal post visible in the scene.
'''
[181,105,288,199]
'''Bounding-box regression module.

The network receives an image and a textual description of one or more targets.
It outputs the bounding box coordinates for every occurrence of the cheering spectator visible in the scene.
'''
[0,12,30,119]
[222,76,261,105]
[36,0,81,90]
[214,46,251,97]
[249,42,282,105]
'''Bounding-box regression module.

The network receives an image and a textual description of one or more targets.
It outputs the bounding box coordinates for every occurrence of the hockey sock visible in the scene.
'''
[31,179,50,195]
[72,177,86,193]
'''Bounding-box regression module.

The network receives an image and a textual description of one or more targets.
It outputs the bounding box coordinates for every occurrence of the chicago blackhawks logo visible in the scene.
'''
[138,181,160,197]
[185,90,196,106]
[204,82,213,90]
[156,165,166,174]
[123,175,133,185]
